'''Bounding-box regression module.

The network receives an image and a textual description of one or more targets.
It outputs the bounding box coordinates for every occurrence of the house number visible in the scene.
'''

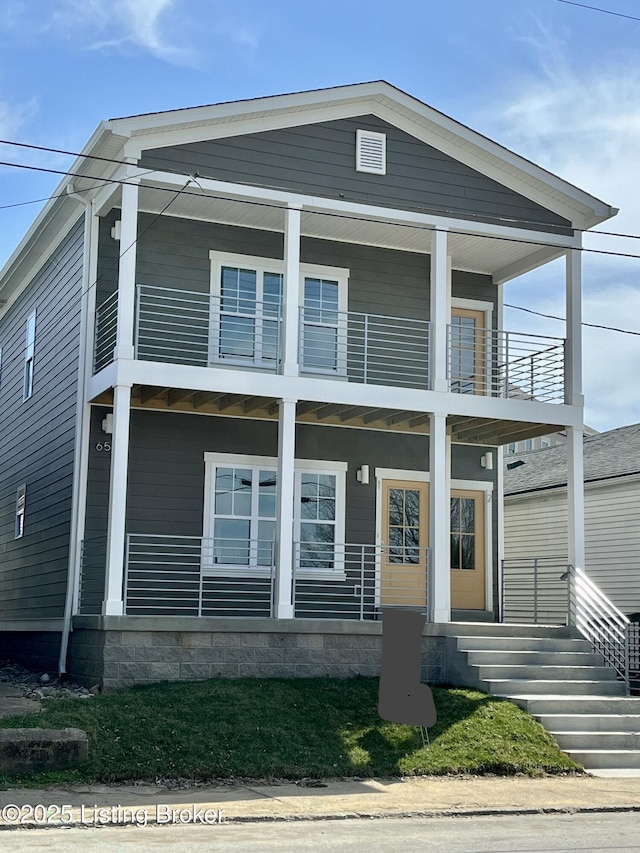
[95,442,111,452]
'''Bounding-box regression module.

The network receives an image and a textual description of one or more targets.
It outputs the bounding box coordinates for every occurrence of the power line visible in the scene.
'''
[504,302,640,336]
[3,155,640,263]
[552,0,640,23]
[0,135,631,240]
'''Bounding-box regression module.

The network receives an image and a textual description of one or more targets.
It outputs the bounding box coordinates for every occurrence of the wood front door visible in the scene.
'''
[380,480,486,611]
[450,489,486,610]
[380,480,429,607]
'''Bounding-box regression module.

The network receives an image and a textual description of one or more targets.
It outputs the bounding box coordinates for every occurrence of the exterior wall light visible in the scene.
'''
[356,465,370,485]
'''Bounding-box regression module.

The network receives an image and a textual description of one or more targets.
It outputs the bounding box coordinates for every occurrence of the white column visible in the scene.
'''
[113,163,139,361]
[275,398,297,618]
[430,228,450,392]
[282,205,301,377]
[103,383,132,616]
[567,425,585,571]
[428,412,451,622]
[565,247,583,407]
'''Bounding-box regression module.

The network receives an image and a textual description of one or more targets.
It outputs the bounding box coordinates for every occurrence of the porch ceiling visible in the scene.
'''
[92,386,561,446]
[129,185,560,278]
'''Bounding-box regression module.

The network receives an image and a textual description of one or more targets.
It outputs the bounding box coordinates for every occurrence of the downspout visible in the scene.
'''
[58,186,95,676]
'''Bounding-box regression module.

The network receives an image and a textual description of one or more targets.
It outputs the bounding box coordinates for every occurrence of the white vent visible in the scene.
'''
[356,130,386,175]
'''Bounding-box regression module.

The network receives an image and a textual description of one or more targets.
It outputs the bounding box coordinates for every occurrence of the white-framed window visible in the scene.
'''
[15,485,26,539]
[507,443,516,454]
[208,252,349,373]
[524,438,534,452]
[541,437,551,448]
[202,453,346,577]
[23,311,36,400]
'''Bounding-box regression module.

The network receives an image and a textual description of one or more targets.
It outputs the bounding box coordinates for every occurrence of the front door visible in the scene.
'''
[380,480,429,607]
[379,480,486,611]
[450,489,485,610]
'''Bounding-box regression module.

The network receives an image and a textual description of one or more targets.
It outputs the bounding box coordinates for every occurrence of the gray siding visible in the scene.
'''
[97,210,496,326]
[83,407,498,613]
[0,219,84,620]
[139,115,571,233]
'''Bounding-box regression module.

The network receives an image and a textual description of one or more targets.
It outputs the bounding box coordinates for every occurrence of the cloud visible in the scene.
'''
[479,46,640,432]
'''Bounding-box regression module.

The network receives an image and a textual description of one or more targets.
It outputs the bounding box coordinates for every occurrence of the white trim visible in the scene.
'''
[451,297,493,314]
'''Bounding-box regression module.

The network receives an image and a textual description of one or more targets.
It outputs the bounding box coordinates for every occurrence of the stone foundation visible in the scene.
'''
[69,616,446,691]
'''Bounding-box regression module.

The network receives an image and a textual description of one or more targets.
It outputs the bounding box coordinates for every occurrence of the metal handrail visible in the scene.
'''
[568,564,631,693]
[500,556,571,625]
[447,325,566,402]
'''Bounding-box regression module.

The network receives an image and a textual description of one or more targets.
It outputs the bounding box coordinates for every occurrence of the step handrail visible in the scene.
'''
[567,564,631,695]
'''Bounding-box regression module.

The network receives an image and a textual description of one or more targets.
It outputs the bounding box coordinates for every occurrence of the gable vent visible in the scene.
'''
[356,130,386,175]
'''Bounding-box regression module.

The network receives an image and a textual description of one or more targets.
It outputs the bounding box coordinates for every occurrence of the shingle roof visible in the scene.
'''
[504,423,640,496]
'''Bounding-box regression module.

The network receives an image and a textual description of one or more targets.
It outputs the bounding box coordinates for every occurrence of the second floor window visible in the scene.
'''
[15,485,26,538]
[23,310,36,400]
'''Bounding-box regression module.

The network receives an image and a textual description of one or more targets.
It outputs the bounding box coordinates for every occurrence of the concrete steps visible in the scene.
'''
[449,624,640,775]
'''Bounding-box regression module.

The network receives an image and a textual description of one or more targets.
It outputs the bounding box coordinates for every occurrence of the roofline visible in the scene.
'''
[505,469,640,498]
[107,80,616,226]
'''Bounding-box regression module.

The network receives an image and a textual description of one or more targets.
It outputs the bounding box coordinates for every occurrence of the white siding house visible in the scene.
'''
[504,423,640,616]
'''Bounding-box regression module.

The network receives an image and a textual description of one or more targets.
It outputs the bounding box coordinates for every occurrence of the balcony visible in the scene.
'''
[92,284,566,403]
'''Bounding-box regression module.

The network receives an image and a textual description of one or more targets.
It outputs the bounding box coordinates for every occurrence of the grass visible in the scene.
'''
[0,678,580,787]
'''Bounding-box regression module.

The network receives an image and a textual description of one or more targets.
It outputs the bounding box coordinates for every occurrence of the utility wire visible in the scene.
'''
[3,155,640,263]
[0,136,633,241]
[552,0,640,23]
[505,302,640,336]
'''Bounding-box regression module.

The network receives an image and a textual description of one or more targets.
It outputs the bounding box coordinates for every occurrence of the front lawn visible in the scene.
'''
[0,678,580,787]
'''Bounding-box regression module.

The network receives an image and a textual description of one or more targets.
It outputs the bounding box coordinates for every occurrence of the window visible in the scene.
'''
[209,252,348,372]
[541,438,551,448]
[450,495,476,571]
[356,130,386,174]
[449,306,488,395]
[507,443,516,455]
[15,485,26,539]
[524,439,533,452]
[203,454,346,575]
[23,311,36,400]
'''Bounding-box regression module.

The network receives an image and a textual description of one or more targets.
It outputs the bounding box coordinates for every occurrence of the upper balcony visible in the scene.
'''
[93,282,566,403]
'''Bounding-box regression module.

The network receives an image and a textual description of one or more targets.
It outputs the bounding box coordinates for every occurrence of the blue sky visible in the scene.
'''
[1,0,639,431]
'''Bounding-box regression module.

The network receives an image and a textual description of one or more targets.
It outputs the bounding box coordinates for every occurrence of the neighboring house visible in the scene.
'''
[505,425,598,455]
[503,423,640,616]
[0,81,616,690]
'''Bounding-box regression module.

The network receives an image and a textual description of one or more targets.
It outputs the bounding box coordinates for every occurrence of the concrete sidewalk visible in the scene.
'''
[2,776,640,826]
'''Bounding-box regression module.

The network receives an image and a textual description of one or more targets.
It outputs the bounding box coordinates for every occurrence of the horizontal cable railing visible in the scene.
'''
[93,291,118,373]
[135,284,281,371]
[501,556,571,625]
[293,543,430,620]
[299,307,430,390]
[125,534,275,617]
[78,535,107,615]
[448,326,566,402]
[569,565,631,691]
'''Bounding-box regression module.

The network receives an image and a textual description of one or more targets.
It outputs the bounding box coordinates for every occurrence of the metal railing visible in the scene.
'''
[293,543,430,620]
[299,307,431,390]
[93,291,118,373]
[568,564,631,693]
[135,284,281,370]
[448,326,566,402]
[500,557,571,625]
[78,535,107,615]
[502,556,637,694]
[125,534,275,617]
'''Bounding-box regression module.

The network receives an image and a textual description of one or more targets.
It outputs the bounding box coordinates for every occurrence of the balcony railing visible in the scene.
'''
[94,285,567,404]
[293,542,430,620]
[94,291,118,373]
[448,326,566,402]
[299,307,431,389]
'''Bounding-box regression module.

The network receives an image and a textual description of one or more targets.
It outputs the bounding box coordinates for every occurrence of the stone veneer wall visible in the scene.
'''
[67,617,446,691]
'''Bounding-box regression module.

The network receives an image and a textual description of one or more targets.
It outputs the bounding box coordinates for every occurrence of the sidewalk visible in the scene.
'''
[2,775,640,826]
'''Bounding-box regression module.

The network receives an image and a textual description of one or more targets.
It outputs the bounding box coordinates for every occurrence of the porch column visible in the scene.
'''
[565,247,583,406]
[428,412,451,622]
[430,228,450,392]
[103,383,132,616]
[113,161,139,361]
[567,425,585,572]
[282,205,301,377]
[275,398,297,618]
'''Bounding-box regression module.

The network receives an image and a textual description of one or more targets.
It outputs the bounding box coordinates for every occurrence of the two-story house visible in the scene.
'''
[0,82,617,691]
